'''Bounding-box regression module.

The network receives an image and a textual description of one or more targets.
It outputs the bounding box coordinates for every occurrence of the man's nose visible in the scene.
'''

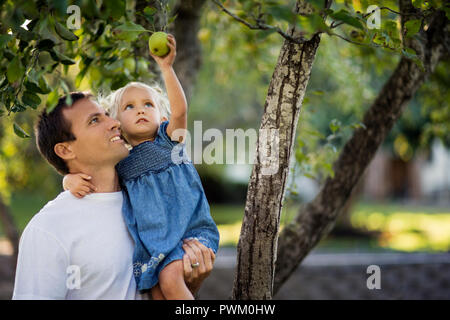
[109,117,121,131]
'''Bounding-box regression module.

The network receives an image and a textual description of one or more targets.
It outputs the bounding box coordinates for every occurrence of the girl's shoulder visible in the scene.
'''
[156,120,179,147]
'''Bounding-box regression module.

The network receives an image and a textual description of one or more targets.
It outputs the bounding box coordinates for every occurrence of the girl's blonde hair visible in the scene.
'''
[97,81,171,120]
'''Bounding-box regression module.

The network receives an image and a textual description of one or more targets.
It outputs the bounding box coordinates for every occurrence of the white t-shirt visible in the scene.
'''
[12,190,146,300]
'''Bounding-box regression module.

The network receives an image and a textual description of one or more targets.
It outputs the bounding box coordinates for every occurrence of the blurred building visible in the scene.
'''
[363,139,450,205]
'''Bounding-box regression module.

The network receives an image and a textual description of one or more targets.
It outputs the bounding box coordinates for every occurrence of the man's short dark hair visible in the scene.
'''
[35,92,93,175]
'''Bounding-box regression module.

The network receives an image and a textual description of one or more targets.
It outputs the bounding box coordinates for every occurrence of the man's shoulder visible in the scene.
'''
[26,191,78,231]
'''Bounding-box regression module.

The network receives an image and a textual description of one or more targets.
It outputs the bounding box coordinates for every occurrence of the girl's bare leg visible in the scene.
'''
[151,284,166,300]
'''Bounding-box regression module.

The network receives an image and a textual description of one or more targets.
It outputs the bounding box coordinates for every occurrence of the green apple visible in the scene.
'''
[123,58,136,72]
[148,31,170,57]
[137,59,149,75]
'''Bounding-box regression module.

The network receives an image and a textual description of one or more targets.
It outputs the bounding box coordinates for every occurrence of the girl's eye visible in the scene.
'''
[145,102,154,108]
[125,104,134,110]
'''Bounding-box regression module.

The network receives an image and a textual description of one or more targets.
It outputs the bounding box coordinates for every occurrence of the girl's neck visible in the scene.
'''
[130,134,157,147]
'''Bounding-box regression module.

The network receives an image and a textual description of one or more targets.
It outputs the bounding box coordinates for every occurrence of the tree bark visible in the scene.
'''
[273,3,449,295]
[231,1,323,300]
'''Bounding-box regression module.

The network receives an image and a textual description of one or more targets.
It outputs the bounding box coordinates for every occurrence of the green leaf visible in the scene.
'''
[350,122,367,130]
[444,7,450,20]
[114,21,148,41]
[404,19,421,38]
[323,162,335,178]
[256,28,277,40]
[412,0,424,8]
[268,5,297,23]
[22,91,42,109]
[0,34,13,47]
[24,80,42,93]
[144,6,157,16]
[329,119,341,133]
[16,28,37,42]
[168,13,178,25]
[54,21,79,41]
[37,39,55,51]
[114,21,148,33]
[401,48,424,71]
[106,0,126,19]
[49,49,76,65]
[7,56,25,83]
[38,76,51,94]
[330,9,364,30]
[13,122,31,138]
[46,90,59,112]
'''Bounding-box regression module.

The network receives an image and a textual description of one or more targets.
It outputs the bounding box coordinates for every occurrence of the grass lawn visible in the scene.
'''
[2,192,450,253]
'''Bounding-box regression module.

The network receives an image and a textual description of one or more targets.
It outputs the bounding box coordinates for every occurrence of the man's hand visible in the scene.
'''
[182,239,216,295]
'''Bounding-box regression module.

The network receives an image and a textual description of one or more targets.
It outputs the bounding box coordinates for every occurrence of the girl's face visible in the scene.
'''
[116,86,162,146]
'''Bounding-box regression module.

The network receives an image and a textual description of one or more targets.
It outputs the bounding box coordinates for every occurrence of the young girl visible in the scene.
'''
[63,34,219,300]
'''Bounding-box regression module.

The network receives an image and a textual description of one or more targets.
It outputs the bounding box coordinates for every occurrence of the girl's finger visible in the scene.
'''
[86,183,98,192]
[81,186,92,193]
[79,174,92,181]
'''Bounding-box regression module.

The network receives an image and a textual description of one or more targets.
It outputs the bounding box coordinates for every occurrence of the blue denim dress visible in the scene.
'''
[116,121,220,291]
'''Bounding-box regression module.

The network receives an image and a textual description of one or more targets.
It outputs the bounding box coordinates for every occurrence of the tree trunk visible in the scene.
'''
[232,1,324,300]
[167,0,206,103]
[0,196,19,265]
[273,3,449,295]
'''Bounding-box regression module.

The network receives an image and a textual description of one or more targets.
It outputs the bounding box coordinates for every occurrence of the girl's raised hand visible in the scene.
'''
[63,173,98,199]
[149,33,176,70]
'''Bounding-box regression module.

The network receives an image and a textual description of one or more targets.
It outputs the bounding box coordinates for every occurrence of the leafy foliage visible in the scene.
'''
[0,0,178,137]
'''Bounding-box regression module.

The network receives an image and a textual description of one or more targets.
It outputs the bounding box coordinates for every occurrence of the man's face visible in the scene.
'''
[62,98,129,169]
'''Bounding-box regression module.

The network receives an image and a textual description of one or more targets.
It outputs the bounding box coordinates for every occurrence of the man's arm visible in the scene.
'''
[181,239,216,296]
[13,225,69,300]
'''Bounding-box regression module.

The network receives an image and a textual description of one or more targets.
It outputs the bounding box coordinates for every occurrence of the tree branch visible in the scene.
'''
[211,0,306,44]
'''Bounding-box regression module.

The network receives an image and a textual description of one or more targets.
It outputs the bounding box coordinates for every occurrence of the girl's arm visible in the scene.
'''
[149,34,187,142]
[63,173,97,198]
[162,66,187,142]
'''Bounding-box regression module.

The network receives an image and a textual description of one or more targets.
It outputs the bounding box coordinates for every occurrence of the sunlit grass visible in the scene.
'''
[352,209,450,252]
[212,202,450,252]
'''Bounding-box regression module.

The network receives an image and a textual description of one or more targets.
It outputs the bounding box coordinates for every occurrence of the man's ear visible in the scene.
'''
[161,116,168,122]
[54,142,76,161]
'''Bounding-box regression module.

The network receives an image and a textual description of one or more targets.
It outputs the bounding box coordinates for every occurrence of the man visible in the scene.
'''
[12,92,214,299]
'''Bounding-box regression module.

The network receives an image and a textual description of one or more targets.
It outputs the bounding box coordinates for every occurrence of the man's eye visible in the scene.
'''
[125,104,133,110]
[90,117,99,124]
[145,102,154,108]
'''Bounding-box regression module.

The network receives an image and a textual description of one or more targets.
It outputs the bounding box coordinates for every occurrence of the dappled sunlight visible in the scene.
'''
[217,222,242,247]
[351,209,450,252]
[213,203,450,252]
